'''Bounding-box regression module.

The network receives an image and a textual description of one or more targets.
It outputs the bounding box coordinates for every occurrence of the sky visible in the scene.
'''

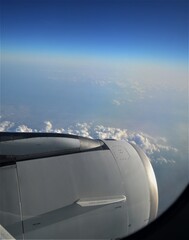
[1,0,188,61]
[1,0,188,219]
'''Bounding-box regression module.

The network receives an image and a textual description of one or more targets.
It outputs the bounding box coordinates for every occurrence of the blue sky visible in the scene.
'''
[1,0,188,133]
[2,0,188,61]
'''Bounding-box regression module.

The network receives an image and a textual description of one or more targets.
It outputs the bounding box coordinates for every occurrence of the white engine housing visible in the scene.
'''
[0,132,158,239]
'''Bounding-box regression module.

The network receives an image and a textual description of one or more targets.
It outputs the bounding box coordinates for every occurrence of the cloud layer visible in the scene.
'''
[0,120,177,164]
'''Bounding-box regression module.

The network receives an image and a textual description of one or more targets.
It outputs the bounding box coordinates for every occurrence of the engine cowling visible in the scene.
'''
[0,132,158,239]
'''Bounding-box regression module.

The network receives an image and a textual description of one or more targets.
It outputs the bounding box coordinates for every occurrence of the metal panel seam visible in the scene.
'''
[15,164,25,240]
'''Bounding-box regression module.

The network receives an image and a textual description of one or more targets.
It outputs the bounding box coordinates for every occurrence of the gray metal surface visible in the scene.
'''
[77,195,126,207]
[0,165,23,239]
[0,134,105,167]
[131,143,158,222]
[16,150,128,239]
[0,224,15,240]
[0,133,158,239]
[103,140,158,235]
[0,137,80,155]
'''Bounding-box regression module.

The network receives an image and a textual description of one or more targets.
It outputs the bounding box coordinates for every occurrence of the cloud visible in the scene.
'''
[0,120,177,165]
[44,121,53,132]
[113,99,121,106]
[16,125,33,132]
[65,123,93,138]
[94,125,128,140]
[155,156,176,164]
[128,132,158,154]
[127,131,178,155]
[0,121,15,132]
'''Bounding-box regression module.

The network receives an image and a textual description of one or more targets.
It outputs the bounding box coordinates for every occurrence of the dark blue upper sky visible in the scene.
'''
[2,0,188,62]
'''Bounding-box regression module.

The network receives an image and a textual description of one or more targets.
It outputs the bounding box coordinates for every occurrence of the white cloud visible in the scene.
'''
[0,121,15,132]
[16,125,33,132]
[127,132,158,154]
[113,99,121,106]
[154,156,176,164]
[75,123,92,138]
[94,125,128,140]
[65,123,93,138]
[44,121,53,132]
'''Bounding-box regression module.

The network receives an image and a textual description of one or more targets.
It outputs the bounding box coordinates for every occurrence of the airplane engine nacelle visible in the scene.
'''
[0,132,158,239]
